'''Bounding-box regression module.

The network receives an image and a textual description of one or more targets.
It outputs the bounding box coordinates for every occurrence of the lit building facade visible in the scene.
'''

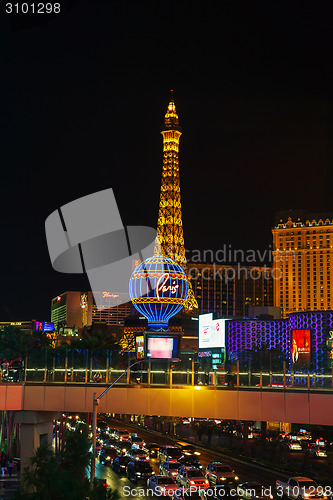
[51,292,93,329]
[91,292,132,326]
[272,211,333,317]
[51,291,131,329]
[0,321,35,333]
[188,263,273,317]
[226,310,333,374]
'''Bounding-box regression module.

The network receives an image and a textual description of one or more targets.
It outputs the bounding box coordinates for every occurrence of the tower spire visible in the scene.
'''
[155,92,198,312]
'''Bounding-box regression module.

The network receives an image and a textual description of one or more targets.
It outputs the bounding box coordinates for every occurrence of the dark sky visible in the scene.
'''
[0,0,332,320]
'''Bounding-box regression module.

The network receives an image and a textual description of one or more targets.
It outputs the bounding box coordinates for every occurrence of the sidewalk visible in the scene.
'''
[0,471,20,498]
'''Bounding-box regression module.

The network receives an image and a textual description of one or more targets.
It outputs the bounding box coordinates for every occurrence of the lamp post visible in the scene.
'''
[90,359,144,489]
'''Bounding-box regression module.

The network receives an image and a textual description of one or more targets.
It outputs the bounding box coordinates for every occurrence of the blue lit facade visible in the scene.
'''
[226,310,333,374]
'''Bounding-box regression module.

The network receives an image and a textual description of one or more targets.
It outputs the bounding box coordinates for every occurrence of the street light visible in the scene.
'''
[90,359,144,489]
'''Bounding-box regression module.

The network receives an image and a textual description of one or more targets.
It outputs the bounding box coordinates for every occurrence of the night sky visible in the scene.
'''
[0,0,332,320]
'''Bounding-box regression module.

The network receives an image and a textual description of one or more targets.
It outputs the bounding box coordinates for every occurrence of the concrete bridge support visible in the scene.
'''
[14,411,58,471]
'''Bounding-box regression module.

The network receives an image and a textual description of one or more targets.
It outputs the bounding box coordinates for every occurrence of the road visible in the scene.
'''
[94,418,287,500]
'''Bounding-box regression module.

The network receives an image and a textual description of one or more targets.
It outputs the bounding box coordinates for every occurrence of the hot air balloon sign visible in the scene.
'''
[129,255,188,329]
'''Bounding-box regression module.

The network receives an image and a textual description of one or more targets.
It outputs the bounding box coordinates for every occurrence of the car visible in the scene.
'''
[176,466,209,489]
[182,418,191,425]
[103,438,118,448]
[159,445,184,463]
[143,442,160,458]
[160,461,182,478]
[176,442,201,458]
[126,460,154,483]
[109,428,120,439]
[115,440,132,456]
[126,448,150,461]
[308,445,327,458]
[93,478,108,489]
[205,462,239,485]
[147,474,179,495]
[111,455,131,474]
[114,428,130,441]
[237,482,273,500]
[179,457,203,470]
[99,446,118,465]
[283,440,303,451]
[130,436,146,449]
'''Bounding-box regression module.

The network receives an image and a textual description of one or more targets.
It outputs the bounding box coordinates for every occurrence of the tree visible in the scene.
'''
[12,429,119,500]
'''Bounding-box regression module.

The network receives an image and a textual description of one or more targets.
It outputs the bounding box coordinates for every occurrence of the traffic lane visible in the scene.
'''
[101,418,283,489]
[95,458,154,499]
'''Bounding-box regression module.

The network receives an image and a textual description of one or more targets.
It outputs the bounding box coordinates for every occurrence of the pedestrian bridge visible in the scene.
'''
[1,382,333,426]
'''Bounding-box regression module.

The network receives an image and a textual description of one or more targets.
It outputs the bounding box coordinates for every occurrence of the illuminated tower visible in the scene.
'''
[156,91,198,311]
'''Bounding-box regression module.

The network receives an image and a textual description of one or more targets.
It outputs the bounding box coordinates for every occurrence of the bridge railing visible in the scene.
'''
[1,350,333,390]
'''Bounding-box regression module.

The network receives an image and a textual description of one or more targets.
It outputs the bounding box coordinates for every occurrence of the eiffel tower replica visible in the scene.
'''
[155,91,198,312]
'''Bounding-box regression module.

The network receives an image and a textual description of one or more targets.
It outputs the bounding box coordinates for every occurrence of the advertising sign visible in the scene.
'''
[135,335,145,359]
[326,329,333,369]
[199,313,226,349]
[146,334,180,360]
[290,329,311,367]
[35,321,55,332]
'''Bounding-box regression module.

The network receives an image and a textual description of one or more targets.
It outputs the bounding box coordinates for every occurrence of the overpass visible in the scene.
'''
[1,382,333,425]
[2,368,333,469]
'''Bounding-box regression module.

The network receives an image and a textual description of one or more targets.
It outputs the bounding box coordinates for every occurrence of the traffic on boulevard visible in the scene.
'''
[80,416,332,500]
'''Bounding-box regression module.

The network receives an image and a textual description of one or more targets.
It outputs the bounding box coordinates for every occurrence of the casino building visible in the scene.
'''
[272,210,333,318]
[51,291,131,329]
[199,309,333,375]
[188,263,273,318]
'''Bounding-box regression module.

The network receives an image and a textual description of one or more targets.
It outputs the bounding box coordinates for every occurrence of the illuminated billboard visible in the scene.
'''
[134,332,181,360]
[147,335,179,360]
[35,321,55,332]
[290,329,311,367]
[326,329,333,369]
[199,313,226,349]
[135,335,145,359]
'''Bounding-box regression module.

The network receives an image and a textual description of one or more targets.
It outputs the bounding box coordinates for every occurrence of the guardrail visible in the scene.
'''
[1,358,333,390]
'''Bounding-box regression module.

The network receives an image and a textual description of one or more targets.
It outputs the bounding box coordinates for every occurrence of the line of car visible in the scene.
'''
[96,425,277,499]
[96,423,330,500]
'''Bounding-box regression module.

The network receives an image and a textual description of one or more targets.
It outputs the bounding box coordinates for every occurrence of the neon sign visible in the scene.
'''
[129,255,188,329]
[156,273,179,301]
[102,292,120,298]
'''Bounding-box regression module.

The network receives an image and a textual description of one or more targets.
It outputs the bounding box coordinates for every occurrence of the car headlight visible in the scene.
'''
[235,476,239,480]
[106,457,110,460]
[190,481,196,485]
[135,457,139,460]
[304,494,309,498]
[269,495,273,499]
[205,480,209,484]
[194,452,201,455]
[221,477,226,481]
[172,472,177,476]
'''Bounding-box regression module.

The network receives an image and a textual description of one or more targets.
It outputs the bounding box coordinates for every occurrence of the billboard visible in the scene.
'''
[199,313,226,349]
[146,334,180,360]
[290,329,311,367]
[326,329,333,369]
[135,335,145,359]
[35,321,55,332]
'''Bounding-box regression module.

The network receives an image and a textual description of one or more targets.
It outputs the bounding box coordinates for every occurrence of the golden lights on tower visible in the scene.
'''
[155,91,198,312]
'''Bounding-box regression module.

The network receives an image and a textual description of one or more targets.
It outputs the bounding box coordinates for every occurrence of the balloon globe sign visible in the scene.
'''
[129,255,188,330]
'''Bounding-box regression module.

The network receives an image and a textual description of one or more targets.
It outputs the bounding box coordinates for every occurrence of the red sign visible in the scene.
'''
[291,329,311,367]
